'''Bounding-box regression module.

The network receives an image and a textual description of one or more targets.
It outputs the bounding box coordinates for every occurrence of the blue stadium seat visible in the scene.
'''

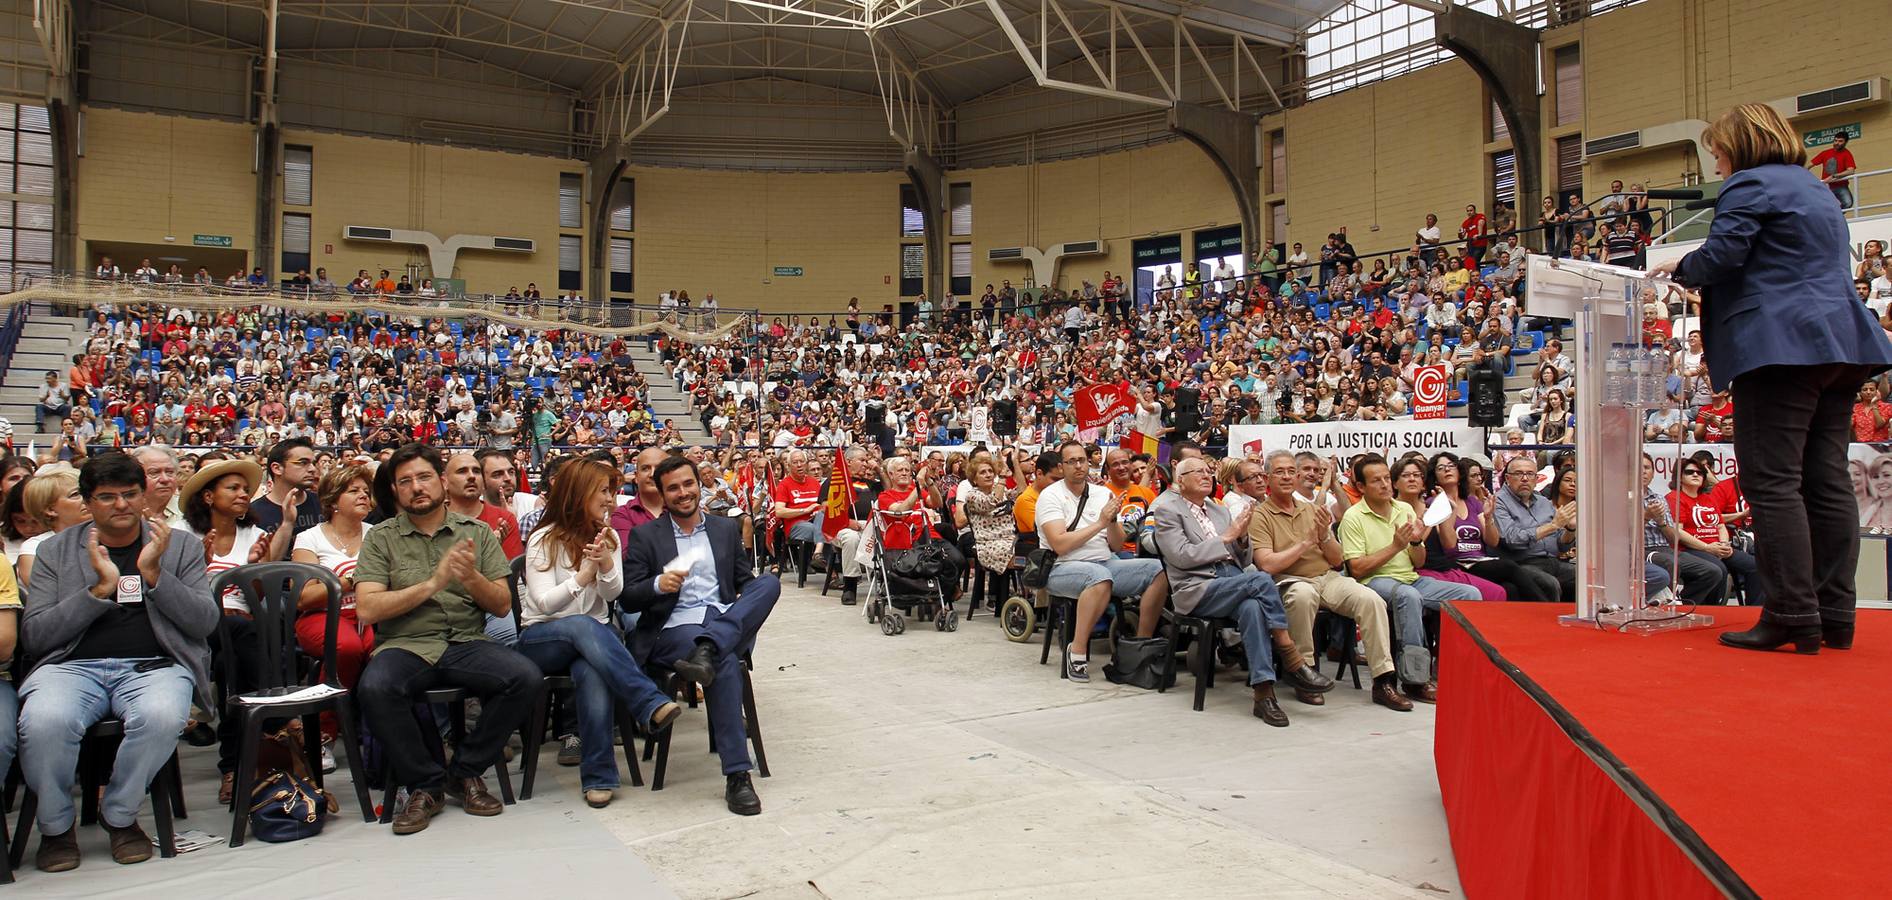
[1313,302,1330,320]
[1512,330,1543,355]
[1447,381,1469,407]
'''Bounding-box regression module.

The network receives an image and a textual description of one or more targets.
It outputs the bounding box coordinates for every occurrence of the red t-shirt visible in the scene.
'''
[1708,477,1746,522]
[773,476,823,529]
[1461,213,1489,250]
[1854,401,1892,442]
[1811,147,1857,186]
[477,503,525,559]
[875,487,936,551]
[1700,399,1734,442]
[1667,490,1723,544]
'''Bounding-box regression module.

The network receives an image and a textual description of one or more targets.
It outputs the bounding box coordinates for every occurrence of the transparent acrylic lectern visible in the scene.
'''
[1522,254,1715,633]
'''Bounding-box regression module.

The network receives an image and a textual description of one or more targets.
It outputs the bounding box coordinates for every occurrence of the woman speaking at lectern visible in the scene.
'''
[1648,103,1892,654]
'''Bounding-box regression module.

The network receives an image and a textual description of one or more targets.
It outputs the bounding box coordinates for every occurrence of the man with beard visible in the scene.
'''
[250,437,322,538]
[621,455,779,815]
[354,443,541,835]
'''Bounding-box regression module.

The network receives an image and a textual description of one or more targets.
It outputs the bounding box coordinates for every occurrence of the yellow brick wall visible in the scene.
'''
[279,128,572,293]
[74,107,256,261]
[1279,63,1489,261]
[1557,0,1892,197]
[953,139,1241,295]
[629,166,905,316]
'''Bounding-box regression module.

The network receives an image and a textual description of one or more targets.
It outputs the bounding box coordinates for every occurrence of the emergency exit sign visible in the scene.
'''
[772,266,804,277]
[193,234,233,247]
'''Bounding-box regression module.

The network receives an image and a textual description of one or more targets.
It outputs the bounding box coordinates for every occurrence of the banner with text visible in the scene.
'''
[1412,364,1449,420]
[1230,420,1487,481]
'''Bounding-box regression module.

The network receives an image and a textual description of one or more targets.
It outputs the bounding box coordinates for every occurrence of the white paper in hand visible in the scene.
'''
[664,545,706,574]
[1422,493,1455,528]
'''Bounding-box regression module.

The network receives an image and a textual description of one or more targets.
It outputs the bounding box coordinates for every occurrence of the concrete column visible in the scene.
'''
[903,146,947,304]
[587,148,629,304]
[47,78,77,274]
[1437,4,1543,238]
[255,118,279,277]
[1168,102,1261,260]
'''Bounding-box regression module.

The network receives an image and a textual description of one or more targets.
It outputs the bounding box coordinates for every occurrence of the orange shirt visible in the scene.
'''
[1108,481,1157,553]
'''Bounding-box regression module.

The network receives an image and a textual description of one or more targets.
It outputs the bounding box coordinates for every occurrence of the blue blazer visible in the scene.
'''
[1673,163,1892,391]
[617,513,751,662]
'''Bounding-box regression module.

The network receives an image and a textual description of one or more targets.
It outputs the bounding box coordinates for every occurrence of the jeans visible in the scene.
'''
[356,641,542,794]
[485,612,520,646]
[1365,576,1482,684]
[1046,556,1161,599]
[1733,363,1869,628]
[1186,567,1285,686]
[517,615,672,791]
[0,679,16,791]
[18,658,194,833]
[645,574,780,776]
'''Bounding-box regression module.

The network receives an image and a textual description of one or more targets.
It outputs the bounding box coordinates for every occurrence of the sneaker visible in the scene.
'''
[319,739,337,774]
[1066,652,1090,683]
[557,735,582,767]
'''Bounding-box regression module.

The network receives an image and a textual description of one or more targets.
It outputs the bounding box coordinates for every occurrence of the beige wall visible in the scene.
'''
[70,0,1892,314]
[277,128,573,292]
[75,107,256,265]
[1561,0,1892,194]
[953,139,1240,296]
[1272,62,1489,260]
[629,166,903,315]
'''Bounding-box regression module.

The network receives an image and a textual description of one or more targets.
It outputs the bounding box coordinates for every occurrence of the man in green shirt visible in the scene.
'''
[355,443,541,835]
[1337,453,1480,704]
[529,402,557,468]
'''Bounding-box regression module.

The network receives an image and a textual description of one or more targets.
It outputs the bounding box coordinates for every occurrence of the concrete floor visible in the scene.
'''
[10,583,1460,899]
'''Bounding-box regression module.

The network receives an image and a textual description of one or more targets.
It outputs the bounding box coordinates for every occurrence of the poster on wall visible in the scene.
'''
[1228,420,1487,483]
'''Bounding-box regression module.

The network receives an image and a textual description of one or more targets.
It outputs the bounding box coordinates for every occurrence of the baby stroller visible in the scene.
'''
[861,510,959,636]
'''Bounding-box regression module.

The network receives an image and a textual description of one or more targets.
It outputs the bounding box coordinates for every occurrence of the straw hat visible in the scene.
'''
[181,457,264,505]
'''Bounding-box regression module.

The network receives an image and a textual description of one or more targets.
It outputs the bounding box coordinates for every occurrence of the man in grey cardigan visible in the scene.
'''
[1149,457,1332,727]
[18,452,217,872]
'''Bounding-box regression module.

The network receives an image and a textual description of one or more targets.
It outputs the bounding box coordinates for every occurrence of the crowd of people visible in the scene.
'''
[0,426,1766,875]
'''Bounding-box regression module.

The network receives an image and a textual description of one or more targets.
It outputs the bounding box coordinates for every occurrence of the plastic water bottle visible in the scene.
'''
[1604,344,1628,407]
[1627,345,1652,407]
[1640,347,1667,407]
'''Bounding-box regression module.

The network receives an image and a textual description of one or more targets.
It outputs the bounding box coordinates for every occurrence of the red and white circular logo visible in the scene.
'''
[1413,366,1448,407]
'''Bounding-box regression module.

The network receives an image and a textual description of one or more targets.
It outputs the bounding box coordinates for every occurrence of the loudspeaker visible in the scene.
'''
[992,399,1018,437]
[1174,387,1201,435]
[1469,370,1505,426]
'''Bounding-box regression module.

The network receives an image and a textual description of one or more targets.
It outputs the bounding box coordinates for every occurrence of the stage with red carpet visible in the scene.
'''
[1436,603,1892,899]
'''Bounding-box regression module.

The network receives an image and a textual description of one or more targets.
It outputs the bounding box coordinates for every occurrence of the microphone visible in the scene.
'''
[1643,188,1704,201]
[1682,198,1717,211]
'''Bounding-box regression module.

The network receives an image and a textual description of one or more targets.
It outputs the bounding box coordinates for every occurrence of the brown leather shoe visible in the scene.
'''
[35,827,80,872]
[103,821,153,865]
[1372,680,1415,712]
[1292,687,1327,705]
[392,789,443,835]
[1404,681,1438,704]
[1251,684,1290,727]
[447,777,504,816]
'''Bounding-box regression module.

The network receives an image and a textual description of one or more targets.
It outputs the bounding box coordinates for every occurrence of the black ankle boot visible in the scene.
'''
[1823,623,1855,650]
[840,577,858,606]
[1718,619,1821,654]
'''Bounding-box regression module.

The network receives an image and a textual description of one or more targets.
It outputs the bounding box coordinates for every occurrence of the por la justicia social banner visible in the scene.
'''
[1229,420,1488,479]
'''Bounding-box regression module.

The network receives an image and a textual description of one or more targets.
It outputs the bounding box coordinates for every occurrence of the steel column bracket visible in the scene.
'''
[904,146,947,304]
[1436,4,1543,233]
[1168,101,1260,260]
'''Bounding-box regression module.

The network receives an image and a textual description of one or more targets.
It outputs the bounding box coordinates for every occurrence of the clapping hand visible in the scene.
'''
[1403,519,1429,544]
[1222,505,1254,543]
[434,538,477,588]
[1554,502,1578,530]
[247,531,272,564]
[201,528,220,567]
[137,514,172,581]
[88,529,121,596]
[1311,503,1335,535]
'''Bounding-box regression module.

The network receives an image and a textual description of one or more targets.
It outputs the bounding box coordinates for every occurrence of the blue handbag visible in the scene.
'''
[248,770,331,843]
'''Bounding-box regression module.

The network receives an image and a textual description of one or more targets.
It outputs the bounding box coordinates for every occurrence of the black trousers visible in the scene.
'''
[357,641,543,794]
[1464,557,1560,602]
[1732,363,1873,628]
[1517,555,1577,603]
[1649,547,1728,605]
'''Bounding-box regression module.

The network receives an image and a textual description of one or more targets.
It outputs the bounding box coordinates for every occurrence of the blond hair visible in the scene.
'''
[23,469,79,528]
[1700,103,1806,172]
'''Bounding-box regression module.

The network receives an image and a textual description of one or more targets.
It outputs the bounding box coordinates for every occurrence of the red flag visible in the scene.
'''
[821,447,853,541]
[1075,382,1136,430]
